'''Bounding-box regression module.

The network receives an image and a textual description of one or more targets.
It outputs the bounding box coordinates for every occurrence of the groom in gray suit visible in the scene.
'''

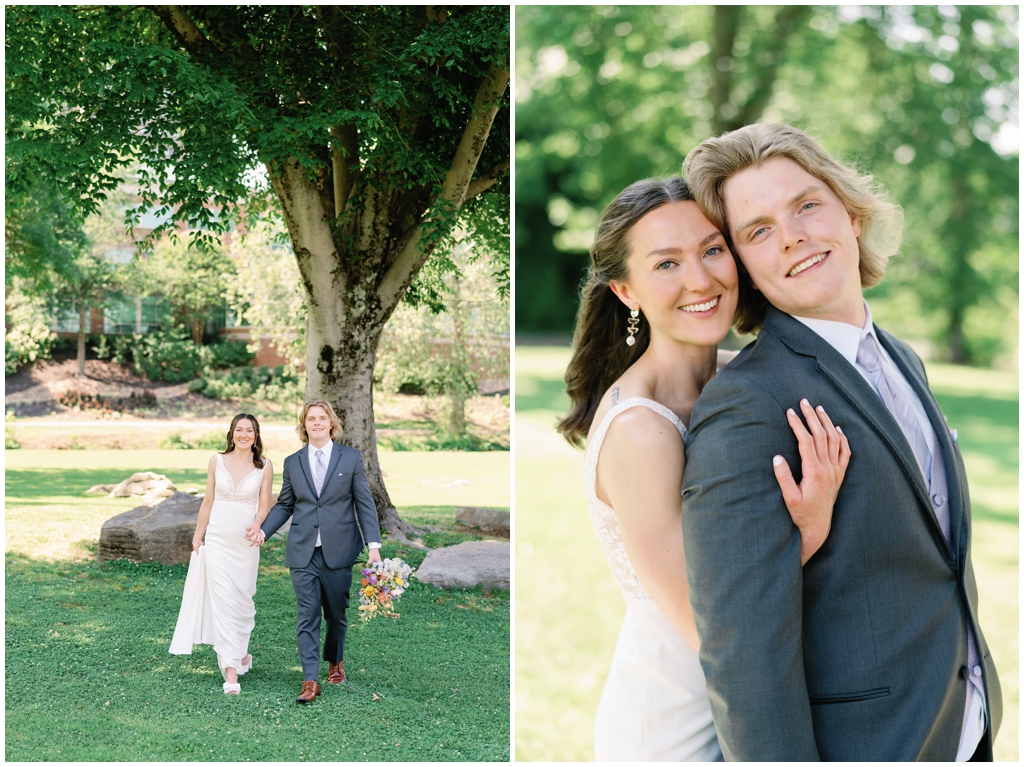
[681,124,1000,760]
[256,398,382,703]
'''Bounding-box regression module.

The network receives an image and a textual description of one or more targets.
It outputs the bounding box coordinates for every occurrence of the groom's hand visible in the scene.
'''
[368,547,382,564]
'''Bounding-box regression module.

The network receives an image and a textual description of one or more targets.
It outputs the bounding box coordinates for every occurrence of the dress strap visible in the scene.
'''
[584,397,687,505]
[587,397,687,459]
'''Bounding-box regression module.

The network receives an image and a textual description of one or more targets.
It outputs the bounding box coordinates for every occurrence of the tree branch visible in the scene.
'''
[146,5,210,61]
[375,61,509,310]
[736,6,812,128]
[330,124,359,218]
[465,159,510,201]
[710,5,741,135]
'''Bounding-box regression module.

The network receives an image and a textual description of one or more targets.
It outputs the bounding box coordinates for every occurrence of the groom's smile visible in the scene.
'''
[723,156,865,327]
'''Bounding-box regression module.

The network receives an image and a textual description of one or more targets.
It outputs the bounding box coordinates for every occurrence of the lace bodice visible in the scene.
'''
[584,398,688,601]
[214,453,265,506]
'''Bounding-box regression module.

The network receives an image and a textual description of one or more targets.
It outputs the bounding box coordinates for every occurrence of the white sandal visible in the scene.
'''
[223,682,241,695]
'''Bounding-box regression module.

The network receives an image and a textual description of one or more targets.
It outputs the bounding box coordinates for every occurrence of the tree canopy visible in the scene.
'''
[516,5,1017,365]
[7,5,511,538]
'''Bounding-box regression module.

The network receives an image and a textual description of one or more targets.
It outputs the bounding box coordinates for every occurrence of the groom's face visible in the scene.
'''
[722,157,865,326]
[305,406,331,444]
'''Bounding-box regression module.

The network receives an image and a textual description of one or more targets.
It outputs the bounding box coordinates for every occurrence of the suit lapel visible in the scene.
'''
[296,446,316,497]
[763,309,945,547]
[319,441,346,498]
[876,327,964,556]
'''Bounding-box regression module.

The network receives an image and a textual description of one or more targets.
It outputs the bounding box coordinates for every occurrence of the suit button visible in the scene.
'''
[314,524,319,529]
[973,665,983,677]
[932,493,945,507]
[959,665,969,680]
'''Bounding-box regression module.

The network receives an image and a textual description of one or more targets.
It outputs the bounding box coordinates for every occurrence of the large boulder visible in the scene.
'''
[455,506,510,535]
[98,492,202,565]
[414,540,510,590]
[108,471,177,503]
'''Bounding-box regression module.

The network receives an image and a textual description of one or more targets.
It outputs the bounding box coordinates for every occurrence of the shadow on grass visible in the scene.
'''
[5,536,509,762]
[5,467,210,499]
[394,505,510,562]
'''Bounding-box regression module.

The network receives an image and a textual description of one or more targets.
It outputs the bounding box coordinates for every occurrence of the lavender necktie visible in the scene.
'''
[857,331,933,488]
[314,449,326,496]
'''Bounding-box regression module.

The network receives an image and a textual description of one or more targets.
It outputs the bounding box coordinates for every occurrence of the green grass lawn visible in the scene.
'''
[514,345,1018,762]
[5,449,510,761]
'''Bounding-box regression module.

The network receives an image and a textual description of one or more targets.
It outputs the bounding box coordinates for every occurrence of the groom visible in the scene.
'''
[255,398,382,703]
[680,124,1000,760]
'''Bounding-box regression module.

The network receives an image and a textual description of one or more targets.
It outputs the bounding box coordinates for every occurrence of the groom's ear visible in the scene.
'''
[608,280,639,311]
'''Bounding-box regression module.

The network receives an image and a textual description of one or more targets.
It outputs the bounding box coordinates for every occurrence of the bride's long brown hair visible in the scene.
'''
[557,178,696,448]
[222,412,266,469]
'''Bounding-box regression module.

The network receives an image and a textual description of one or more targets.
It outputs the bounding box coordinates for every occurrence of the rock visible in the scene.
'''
[455,506,510,535]
[98,492,202,565]
[85,484,116,495]
[414,540,510,590]
[108,471,176,500]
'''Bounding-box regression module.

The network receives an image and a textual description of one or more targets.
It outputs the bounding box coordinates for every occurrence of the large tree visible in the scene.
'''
[7,5,510,540]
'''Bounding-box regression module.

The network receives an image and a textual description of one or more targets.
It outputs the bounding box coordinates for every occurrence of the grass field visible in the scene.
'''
[5,449,510,761]
[514,345,1018,762]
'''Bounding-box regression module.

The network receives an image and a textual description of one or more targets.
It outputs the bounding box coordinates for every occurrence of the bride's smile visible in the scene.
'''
[610,200,739,352]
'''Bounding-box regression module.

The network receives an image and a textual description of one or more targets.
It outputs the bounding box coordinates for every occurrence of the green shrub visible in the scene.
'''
[114,327,201,383]
[202,340,254,369]
[377,429,508,452]
[5,413,20,450]
[159,432,192,450]
[4,287,55,375]
[187,377,207,393]
[160,430,224,450]
[201,364,303,406]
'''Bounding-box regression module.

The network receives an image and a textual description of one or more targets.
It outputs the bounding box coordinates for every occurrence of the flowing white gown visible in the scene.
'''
[585,398,722,762]
[170,454,263,678]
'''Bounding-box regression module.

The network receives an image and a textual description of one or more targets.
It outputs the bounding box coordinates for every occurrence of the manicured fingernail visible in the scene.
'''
[817,405,825,413]
[787,408,795,416]
[836,426,843,433]
[801,398,809,406]
[773,456,784,466]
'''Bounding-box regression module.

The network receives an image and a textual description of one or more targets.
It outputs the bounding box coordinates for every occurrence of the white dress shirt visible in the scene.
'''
[793,301,986,760]
[306,440,380,550]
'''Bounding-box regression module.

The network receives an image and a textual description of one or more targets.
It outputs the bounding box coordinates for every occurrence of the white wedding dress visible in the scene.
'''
[585,398,722,762]
[170,454,263,678]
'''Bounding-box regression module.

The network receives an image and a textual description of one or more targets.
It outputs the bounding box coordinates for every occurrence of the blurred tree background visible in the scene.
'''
[516,5,1018,367]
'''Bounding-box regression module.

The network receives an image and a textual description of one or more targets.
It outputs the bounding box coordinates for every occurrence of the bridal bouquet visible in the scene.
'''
[358,557,414,621]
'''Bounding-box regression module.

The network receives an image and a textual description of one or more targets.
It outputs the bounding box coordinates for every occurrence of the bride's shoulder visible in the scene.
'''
[598,401,679,460]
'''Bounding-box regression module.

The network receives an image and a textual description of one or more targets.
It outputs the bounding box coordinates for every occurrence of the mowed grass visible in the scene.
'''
[5,449,509,762]
[514,345,1018,762]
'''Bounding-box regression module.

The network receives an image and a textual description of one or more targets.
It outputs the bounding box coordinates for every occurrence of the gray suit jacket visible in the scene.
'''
[261,442,382,570]
[681,306,1001,761]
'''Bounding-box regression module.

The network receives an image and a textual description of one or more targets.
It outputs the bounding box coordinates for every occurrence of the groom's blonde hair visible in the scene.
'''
[297,398,343,443]
[685,123,904,332]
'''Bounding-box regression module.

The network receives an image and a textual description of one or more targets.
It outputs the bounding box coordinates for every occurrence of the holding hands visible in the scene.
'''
[244,523,266,547]
[774,399,851,565]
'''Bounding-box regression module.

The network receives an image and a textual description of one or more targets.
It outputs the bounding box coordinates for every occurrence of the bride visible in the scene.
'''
[170,413,274,694]
[557,178,851,760]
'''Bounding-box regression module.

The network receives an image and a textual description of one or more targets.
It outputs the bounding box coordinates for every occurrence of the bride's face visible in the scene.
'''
[232,419,256,452]
[612,200,738,350]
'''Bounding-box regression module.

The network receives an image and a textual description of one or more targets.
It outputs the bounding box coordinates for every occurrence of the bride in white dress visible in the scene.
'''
[170,413,274,694]
[558,178,850,761]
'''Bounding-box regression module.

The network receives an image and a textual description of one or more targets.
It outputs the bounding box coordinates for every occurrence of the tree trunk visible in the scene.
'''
[945,171,973,364]
[270,157,427,546]
[77,304,87,377]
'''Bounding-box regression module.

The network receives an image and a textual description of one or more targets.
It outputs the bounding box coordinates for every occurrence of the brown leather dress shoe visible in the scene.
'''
[327,660,346,684]
[296,680,321,703]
